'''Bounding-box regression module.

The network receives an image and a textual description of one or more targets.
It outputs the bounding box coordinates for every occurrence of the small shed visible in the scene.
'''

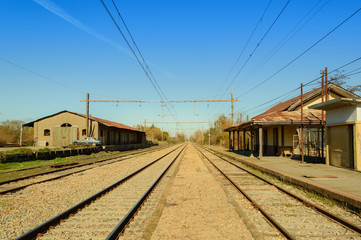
[309,98,361,171]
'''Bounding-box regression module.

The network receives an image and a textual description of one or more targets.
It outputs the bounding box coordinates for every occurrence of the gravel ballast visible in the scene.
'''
[148,144,254,239]
[0,145,180,240]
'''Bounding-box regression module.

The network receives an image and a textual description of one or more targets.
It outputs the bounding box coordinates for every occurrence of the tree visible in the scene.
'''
[329,70,361,93]
[190,114,232,146]
[0,120,33,146]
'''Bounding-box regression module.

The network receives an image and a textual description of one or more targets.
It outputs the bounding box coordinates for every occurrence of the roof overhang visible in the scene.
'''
[309,98,361,111]
[224,120,321,131]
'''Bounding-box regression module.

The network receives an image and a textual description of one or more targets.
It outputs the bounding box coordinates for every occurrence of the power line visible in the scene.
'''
[99,0,180,128]
[222,0,291,96]
[254,0,328,72]
[218,0,273,93]
[110,0,166,101]
[241,56,361,115]
[238,6,361,98]
[100,0,163,99]
[0,57,83,94]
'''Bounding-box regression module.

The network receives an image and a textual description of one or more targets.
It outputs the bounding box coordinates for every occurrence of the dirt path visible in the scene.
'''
[147,143,253,240]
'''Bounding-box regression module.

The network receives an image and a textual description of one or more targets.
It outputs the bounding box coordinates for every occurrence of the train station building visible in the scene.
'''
[23,110,146,148]
[310,98,361,171]
[224,83,360,166]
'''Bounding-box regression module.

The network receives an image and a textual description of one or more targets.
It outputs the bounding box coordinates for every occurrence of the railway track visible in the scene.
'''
[195,145,361,239]
[0,145,171,195]
[15,143,186,240]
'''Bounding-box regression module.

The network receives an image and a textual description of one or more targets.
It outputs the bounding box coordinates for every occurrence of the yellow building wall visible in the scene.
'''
[355,121,361,171]
[35,112,98,146]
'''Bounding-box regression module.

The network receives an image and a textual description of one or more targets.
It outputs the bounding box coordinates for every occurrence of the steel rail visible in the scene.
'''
[194,145,295,240]
[0,145,171,195]
[0,147,162,176]
[15,144,184,240]
[202,146,361,236]
[106,144,186,240]
[0,145,167,186]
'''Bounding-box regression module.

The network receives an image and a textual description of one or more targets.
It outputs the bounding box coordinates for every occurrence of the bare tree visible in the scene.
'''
[329,70,361,93]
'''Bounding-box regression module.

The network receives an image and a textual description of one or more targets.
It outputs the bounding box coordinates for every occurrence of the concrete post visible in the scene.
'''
[259,126,263,159]
[250,126,254,157]
[243,129,246,155]
[232,130,235,151]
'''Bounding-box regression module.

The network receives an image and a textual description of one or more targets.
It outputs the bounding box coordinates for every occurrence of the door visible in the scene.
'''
[328,125,354,169]
[54,126,78,146]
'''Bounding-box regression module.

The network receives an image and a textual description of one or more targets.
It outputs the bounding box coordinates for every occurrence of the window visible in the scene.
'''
[44,129,50,136]
[100,130,103,137]
[61,123,72,127]
[82,129,86,136]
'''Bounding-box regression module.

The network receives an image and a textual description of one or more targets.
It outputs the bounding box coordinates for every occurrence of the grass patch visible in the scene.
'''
[0,148,33,155]
[38,147,51,152]
[0,200,11,207]
[306,192,335,207]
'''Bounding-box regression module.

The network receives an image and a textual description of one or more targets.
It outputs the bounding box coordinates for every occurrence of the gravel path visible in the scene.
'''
[0,145,180,240]
[149,144,253,240]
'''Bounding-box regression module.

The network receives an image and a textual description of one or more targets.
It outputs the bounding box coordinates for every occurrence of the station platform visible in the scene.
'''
[207,145,361,212]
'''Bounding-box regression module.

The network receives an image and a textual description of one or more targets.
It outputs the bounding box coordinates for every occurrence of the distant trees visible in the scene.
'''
[190,114,233,146]
[136,124,175,144]
[0,120,33,146]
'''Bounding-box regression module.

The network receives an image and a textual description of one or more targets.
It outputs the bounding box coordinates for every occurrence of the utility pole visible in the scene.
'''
[144,119,146,131]
[325,67,328,101]
[161,102,164,118]
[208,120,211,145]
[19,125,23,146]
[300,83,304,163]
[86,92,89,137]
[231,89,234,125]
[201,126,204,145]
[321,70,325,159]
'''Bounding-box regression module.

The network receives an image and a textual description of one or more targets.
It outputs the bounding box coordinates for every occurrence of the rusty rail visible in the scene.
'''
[15,144,184,240]
[202,146,361,236]
[0,145,170,195]
[106,144,186,240]
[194,145,295,240]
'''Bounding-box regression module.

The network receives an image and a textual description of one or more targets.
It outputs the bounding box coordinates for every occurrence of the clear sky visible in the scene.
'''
[1,0,361,136]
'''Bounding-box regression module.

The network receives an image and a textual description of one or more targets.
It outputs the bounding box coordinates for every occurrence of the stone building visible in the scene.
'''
[24,110,146,147]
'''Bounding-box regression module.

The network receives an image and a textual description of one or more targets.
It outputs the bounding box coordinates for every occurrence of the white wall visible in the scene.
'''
[327,105,361,124]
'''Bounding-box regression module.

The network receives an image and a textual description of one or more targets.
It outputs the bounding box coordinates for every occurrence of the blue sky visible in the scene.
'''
[1,0,361,136]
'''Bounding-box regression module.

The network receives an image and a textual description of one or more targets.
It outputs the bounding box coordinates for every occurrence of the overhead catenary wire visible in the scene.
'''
[108,0,181,127]
[99,0,182,129]
[222,0,291,96]
[241,56,361,115]
[0,57,83,94]
[110,0,166,101]
[218,0,273,93]
[238,6,361,99]
[254,0,329,72]
[209,0,286,115]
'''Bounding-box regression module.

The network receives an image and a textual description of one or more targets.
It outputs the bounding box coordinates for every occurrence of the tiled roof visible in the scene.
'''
[253,83,360,121]
[224,83,359,131]
[263,87,320,114]
[252,109,321,122]
[24,110,144,133]
[86,115,143,132]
